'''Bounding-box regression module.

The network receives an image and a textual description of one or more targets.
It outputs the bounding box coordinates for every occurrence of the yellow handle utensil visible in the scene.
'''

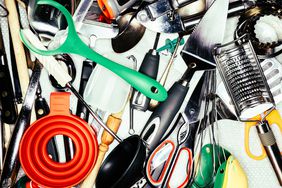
[245,109,282,160]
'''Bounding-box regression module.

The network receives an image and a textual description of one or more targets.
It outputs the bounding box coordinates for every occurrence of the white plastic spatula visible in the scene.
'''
[84,54,135,113]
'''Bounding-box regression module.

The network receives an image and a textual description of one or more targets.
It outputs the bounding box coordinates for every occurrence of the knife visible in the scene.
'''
[76,59,95,121]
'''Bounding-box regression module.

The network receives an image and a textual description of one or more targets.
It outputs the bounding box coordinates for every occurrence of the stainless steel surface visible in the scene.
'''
[137,0,184,33]
[0,62,42,187]
[215,95,237,121]
[171,0,197,9]
[181,0,228,66]
[256,121,282,185]
[214,35,274,118]
[73,0,119,39]
[112,12,146,53]
[137,0,253,34]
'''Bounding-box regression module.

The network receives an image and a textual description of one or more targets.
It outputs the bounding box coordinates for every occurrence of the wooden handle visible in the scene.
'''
[5,0,29,96]
[5,0,38,123]
[101,114,122,145]
[80,113,122,188]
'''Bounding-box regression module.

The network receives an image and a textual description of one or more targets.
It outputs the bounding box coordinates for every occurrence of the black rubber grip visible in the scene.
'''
[141,80,188,151]
[139,50,159,79]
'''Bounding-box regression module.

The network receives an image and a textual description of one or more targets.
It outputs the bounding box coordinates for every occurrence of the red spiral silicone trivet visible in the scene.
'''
[20,92,98,188]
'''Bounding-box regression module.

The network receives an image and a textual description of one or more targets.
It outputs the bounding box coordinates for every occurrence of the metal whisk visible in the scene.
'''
[214,34,274,119]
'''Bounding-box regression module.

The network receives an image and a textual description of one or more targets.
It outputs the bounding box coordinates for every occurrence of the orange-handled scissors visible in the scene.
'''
[145,113,194,188]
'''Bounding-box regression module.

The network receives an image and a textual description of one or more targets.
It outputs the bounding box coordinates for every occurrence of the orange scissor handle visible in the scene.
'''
[245,109,282,160]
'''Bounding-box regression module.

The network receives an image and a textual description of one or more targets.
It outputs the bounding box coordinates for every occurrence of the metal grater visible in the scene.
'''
[261,57,282,105]
[213,35,274,119]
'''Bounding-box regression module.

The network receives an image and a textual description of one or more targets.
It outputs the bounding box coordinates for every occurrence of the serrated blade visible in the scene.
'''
[181,0,229,67]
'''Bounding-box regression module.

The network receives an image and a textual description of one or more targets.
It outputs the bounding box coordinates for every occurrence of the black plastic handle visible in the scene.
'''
[0,52,17,124]
[139,50,159,79]
[35,87,59,162]
[76,60,95,120]
[131,50,160,111]
[35,96,50,119]
[141,80,188,151]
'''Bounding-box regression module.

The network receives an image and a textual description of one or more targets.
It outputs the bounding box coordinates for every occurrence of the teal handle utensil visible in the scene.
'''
[157,37,185,53]
[20,0,167,102]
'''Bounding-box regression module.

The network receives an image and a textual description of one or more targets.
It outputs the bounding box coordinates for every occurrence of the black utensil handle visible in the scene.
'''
[139,50,159,79]
[0,52,17,124]
[0,63,42,187]
[10,35,23,104]
[257,121,282,185]
[35,97,50,119]
[141,81,188,151]
[76,60,95,121]
[130,50,160,111]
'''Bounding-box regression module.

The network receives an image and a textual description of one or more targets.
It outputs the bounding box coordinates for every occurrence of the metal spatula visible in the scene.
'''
[181,0,229,73]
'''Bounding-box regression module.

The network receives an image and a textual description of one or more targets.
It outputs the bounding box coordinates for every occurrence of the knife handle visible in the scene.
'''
[141,80,188,151]
[34,91,59,162]
[0,52,17,124]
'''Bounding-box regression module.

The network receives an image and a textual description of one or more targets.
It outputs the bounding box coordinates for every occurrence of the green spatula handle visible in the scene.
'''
[20,0,167,102]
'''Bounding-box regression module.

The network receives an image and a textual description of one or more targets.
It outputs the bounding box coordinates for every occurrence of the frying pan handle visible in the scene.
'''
[49,92,71,115]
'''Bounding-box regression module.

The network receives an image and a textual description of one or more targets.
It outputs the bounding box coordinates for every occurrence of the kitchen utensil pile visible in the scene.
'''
[0,0,281,187]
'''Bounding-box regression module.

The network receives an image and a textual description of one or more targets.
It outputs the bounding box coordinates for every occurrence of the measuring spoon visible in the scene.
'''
[20,0,167,102]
